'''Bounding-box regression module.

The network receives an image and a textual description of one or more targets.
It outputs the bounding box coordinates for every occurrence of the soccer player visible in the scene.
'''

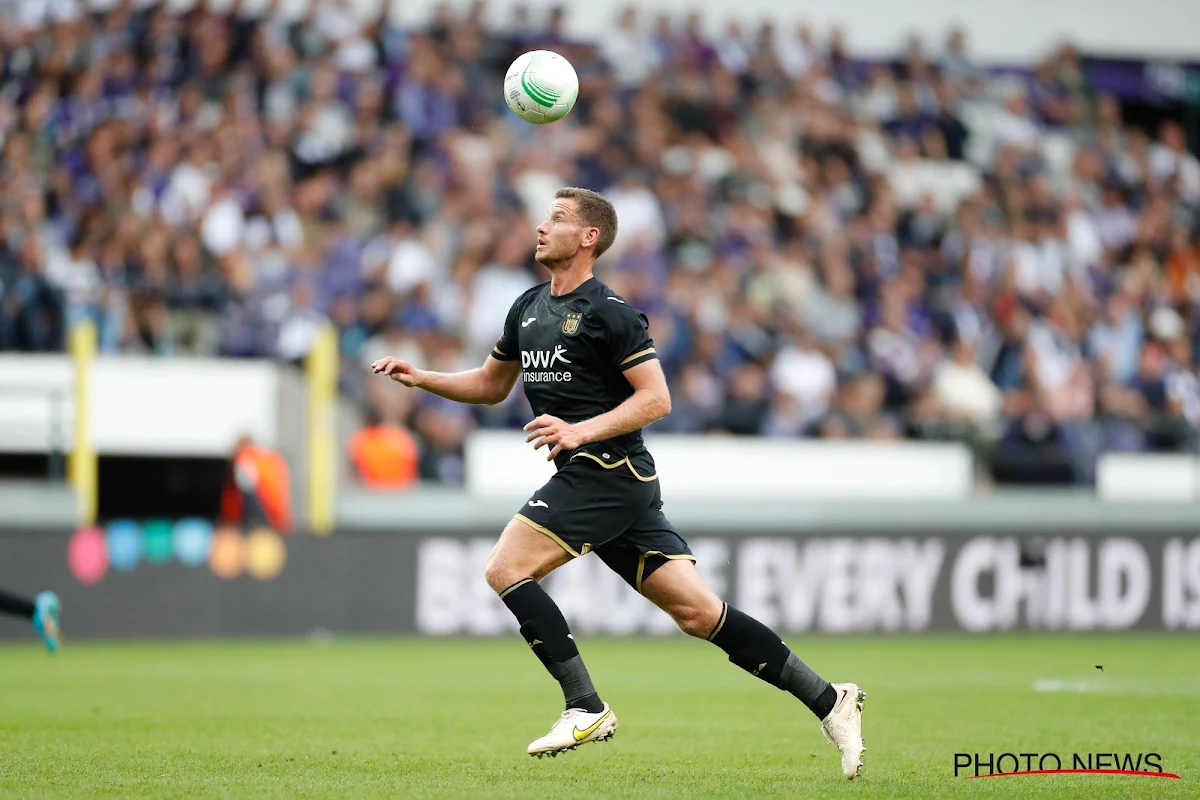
[372,188,866,779]
[0,588,61,652]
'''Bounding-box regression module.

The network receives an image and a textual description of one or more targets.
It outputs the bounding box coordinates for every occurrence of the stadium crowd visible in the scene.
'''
[1,1,1199,486]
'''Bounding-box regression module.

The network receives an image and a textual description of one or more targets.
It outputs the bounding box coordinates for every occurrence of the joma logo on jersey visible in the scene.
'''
[522,346,573,382]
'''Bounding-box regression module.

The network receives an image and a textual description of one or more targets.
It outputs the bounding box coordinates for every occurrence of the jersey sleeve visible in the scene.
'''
[603,300,657,371]
[491,296,521,362]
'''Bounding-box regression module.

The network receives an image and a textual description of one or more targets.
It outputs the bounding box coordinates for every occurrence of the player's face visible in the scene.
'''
[534,199,588,268]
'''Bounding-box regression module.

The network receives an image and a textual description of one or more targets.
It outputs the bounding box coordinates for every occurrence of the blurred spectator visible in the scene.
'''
[276,277,329,362]
[715,363,770,435]
[992,90,1042,152]
[933,335,1003,432]
[601,7,660,90]
[1086,290,1142,385]
[939,27,979,86]
[771,330,837,428]
[1165,226,1200,303]
[1,235,63,351]
[1150,121,1200,202]
[0,2,1198,489]
[463,231,536,357]
[349,408,419,490]
[220,435,294,533]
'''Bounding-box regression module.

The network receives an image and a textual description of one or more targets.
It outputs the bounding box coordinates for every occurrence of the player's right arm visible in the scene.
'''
[371,291,527,406]
[372,354,520,406]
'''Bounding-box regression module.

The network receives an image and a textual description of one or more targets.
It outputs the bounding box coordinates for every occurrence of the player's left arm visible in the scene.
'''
[525,359,671,460]
[525,300,670,460]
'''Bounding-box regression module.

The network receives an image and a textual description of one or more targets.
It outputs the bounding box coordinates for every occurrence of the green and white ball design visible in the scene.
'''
[503,50,579,124]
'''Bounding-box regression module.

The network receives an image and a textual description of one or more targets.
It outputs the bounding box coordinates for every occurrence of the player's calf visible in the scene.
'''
[641,563,864,780]
[704,603,837,718]
[641,564,839,720]
[499,577,618,758]
[706,603,866,779]
[0,587,36,620]
[488,508,616,758]
[498,578,603,712]
[487,519,600,713]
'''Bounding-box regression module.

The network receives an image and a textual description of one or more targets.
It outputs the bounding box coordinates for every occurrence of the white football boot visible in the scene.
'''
[527,703,618,758]
[820,683,866,779]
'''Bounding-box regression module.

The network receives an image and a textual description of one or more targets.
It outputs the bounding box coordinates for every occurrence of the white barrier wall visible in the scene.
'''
[0,355,280,456]
[1096,454,1200,502]
[465,430,975,501]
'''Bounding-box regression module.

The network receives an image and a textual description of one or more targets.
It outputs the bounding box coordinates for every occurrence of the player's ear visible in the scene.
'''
[581,226,600,249]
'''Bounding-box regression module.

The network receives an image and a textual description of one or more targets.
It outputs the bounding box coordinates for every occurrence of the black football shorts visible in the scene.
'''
[513,451,695,593]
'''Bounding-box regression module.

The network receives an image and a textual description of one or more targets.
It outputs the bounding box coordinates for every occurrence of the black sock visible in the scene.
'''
[499,578,604,713]
[707,603,836,720]
[0,589,36,619]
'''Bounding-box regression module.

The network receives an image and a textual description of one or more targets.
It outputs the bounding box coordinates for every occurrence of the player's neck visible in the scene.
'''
[548,261,594,297]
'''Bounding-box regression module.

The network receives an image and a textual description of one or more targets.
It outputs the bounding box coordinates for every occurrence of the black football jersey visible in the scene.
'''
[492,276,658,469]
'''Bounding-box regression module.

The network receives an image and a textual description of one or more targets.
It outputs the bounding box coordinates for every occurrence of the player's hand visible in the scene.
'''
[524,414,585,461]
[371,356,423,388]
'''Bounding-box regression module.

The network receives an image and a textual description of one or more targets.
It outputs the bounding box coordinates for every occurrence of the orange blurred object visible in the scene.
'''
[1165,240,1200,303]
[349,424,419,490]
[220,440,295,533]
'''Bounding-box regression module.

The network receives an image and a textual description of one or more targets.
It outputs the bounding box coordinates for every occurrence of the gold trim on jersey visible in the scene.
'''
[635,550,698,594]
[570,452,658,482]
[619,347,656,366]
[513,514,591,558]
[492,346,507,358]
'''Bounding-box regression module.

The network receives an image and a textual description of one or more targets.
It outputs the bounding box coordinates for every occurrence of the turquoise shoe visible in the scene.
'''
[32,591,61,653]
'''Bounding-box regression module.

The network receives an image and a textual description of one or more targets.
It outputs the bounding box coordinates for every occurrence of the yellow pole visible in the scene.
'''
[68,320,98,525]
[306,323,337,535]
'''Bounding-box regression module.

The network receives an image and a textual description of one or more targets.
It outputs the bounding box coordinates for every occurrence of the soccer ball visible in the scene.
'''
[504,50,579,124]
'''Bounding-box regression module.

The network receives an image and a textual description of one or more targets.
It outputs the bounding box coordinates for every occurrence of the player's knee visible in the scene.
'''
[484,555,521,594]
[669,600,722,639]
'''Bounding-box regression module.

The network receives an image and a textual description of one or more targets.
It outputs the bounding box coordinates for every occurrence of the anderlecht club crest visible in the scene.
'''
[562,312,582,336]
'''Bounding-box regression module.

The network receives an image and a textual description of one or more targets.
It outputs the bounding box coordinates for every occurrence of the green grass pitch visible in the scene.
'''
[1,634,1197,798]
